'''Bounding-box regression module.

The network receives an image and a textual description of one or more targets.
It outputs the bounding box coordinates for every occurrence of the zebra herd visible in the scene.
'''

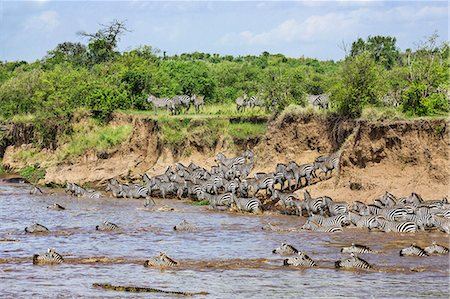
[147,94,205,115]
[278,190,450,234]
[59,147,450,235]
[235,94,278,113]
[274,241,448,270]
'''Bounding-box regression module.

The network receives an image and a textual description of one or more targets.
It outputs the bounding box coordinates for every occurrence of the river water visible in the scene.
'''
[0,182,449,298]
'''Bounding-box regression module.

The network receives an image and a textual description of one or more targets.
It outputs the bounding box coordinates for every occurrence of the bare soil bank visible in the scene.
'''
[2,112,448,202]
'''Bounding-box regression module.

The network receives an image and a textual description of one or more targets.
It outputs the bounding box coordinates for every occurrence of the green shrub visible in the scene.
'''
[19,163,46,182]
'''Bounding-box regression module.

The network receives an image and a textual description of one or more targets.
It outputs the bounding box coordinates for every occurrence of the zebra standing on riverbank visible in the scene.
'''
[236,95,248,112]
[314,152,340,179]
[147,94,175,115]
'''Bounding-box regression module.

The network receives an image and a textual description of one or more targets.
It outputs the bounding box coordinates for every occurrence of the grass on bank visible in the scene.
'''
[57,121,133,160]
[121,102,271,119]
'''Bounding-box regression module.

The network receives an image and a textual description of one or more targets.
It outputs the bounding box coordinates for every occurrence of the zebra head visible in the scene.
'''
[303,190,312,201]
[399,244,428,257]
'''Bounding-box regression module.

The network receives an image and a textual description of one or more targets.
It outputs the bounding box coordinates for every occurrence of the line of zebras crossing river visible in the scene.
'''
[36,146,450,235]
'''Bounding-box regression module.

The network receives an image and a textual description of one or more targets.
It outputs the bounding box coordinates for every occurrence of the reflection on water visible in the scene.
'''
[1,183,449,298]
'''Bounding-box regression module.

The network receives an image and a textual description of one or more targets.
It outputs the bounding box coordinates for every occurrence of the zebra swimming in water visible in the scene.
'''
[25,223,49,233]
[283,252,317,267]
[96,221,119,231]
[47,203,65,211]
[424,241,449,255]
[399,244,429,257]
[341,243,378,254]
[144,252,178,267]
[335,253,373,270]
[173,220,197,232]
[33,248,64,265]
[272,243,299,255]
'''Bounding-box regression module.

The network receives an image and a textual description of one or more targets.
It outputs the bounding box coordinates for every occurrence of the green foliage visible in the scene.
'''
[19,163,46,183]
[0,163,5,175]
[331,53,385,118]
[350,35,400,69]
[57,123,132,160]
[228,122,267,141]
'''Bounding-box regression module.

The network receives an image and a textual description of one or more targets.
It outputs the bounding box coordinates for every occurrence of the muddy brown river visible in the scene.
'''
[1,182,449,298]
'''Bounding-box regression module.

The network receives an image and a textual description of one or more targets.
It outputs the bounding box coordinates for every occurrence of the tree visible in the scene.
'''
[45,42,88,66]
[331,52,385,118]
[350,35,400,69]
[78,19,130,63]
[402,33,449,115]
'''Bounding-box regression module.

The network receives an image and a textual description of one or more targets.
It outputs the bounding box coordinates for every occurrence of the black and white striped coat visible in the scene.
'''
[33,248,64,265]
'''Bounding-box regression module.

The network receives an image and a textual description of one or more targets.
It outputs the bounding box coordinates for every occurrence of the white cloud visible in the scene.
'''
[220,4,447,47]
[24,11,59,32]
[221,12,358,46]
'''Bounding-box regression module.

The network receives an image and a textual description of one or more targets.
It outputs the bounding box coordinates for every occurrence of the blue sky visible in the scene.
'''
[1,1,448,62]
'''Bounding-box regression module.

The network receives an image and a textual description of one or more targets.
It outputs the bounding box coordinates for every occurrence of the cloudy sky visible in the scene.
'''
[1,0,448,62]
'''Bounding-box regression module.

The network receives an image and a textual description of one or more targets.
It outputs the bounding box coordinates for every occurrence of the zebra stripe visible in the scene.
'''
[399,244,428,257]
[33,248,64,265]
[341,243,377,254]
[144,252,178,267]
[96,221,119,231]
[335,253,372,270]
[173,220,197,232]
[283,252,317,267]
[232,197,262,214]
[272,243,299,255]
[424,241,449,255]
[373,217,417,233]
[25,223,49,233]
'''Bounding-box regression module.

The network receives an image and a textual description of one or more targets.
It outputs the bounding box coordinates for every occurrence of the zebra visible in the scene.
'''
[378,192,397,207]
[271,190,299,207]
[283,252,317,267]
[312,93,330,109]
[207,192,235,209]
[398,193,424,207]
[192,94,205,113]
[223,179,240,195]
[144,252,178,267]
[247,173,275,196]
[348,212,378,229]
[96,221,119,231]
[33,248,64,265]
[307,214,350,227]
[147,94,175,115]
[301,220,343,232]
[248,95,265,110]
[119,183,149,199]
[404,213,433,231]
[284,251,316,267]
[236,95,248,113]
[377,207,409,221]
[313,152,340,179]
[172,95,192,112]
[215,153,246,168]
[173,220,196,232]
[274,163,295,191]
[233,162,254,180]
[335,253,372,270]
[341,243,378,254]
[272,243,299,255]
[372,216,417,233]
[351,201,368,215]
[47,203,65,211]
[25,223,49,233]
[399,244,428,257]
[30,185,44,195]
[286,161,315,189]
[303,190,326,215]
[231,197,262,214]
[322,197,348,216]
[430,215,450,234]
[105,179,124,198]
[66,182,101,198]
[144,197,156,208]
[424,241,449,255]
